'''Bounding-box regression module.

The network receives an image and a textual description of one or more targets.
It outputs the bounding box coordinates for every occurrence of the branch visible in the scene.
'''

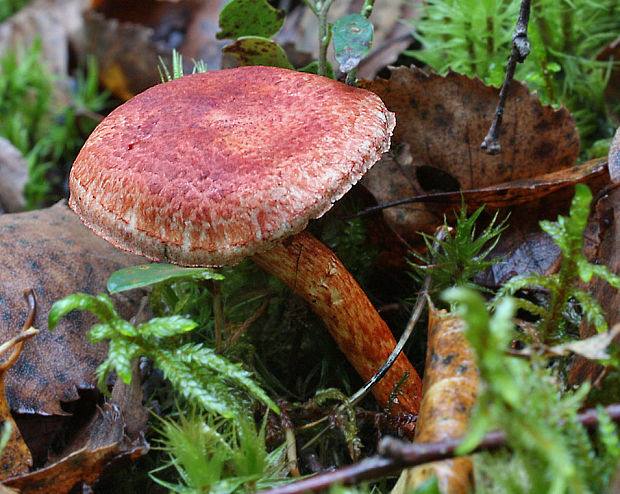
[481,0,531,154]
[259,403,620,494]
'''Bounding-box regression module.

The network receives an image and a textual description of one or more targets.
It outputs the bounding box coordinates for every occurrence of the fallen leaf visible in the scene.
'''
[0,138,27,213]
[392,302,478,494]
[359,66,581,243]
[4,400,148,493]
[569,174,620,386]
[84,0,204,99]
[0,202,145,416]
[512,324,620,361]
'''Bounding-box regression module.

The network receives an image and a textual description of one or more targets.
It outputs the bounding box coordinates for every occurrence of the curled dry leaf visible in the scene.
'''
[392,303,478,494]
[359,66,581,244]
[569,167,620,386]
[0,138,27,213]
[0,202,144,416]
[4,400,148,493]
[358,67,614,288]
[512,324,620,361]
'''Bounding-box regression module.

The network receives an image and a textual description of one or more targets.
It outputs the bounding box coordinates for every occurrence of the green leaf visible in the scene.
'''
[411,475,441,494]
[49,293,118,330]
[222,37,293,69]
[177,343,279,414]
[332,14,373,73]
[107,263,223,294]
[217,0,285,40]
[137,316,198,339]
[298,61,335,80]
[112,318,138,338]
[155,348,243,418]
[107,339,141,384]
[88,322,115,343]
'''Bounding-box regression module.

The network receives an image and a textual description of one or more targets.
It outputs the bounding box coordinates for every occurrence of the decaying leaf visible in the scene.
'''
[0,202,144,416]
[222,36,293,69]
[84,0,205,99]
[0,138,27,213]
[359,66,581,244]
[4,396,148,494]
[392,303,478,494]
[512,324,620,361]
[569,153,620,386]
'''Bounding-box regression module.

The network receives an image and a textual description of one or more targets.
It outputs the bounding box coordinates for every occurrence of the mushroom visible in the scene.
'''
[69,65,422,413]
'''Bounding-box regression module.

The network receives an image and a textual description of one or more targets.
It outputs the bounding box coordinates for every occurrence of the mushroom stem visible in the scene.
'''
[251,230,422,414]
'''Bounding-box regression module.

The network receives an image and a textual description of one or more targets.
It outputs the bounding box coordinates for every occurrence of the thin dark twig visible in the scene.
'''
[259,403,620,494]
[347,226,448,408]
[481,0,531,154]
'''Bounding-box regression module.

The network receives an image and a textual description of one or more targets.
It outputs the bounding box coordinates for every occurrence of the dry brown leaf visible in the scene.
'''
[569,181,620,386]
[511,324,620,361]
[84,0,211,100]
[392,303,478,494]
[0,202,144,416]
[4,400,148,493]
[0,138,27,213]
[359,66,581,243]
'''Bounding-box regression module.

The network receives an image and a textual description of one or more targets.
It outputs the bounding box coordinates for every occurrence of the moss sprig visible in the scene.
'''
[48,293,279,419]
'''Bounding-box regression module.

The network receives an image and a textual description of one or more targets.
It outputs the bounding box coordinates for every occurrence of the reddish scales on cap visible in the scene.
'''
[69,66,395,266]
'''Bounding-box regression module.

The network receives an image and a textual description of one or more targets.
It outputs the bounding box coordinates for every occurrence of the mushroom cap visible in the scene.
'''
[69,66,395,266]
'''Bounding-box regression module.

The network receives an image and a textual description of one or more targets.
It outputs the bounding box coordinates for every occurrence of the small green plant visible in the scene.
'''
[444,287,620,494]
[48,291,278,419]
[0,0,29,22]
[158,49,207,83]
[152,409,289,493]
[407,0,619,155]
[410,204,508,292]
[215,0,374,81]
[0,40,111,208]
[495,184,620,343]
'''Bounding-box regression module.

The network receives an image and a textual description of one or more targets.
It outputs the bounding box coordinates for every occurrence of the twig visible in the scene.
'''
[481,0,531,154]
[0,290,39,371]
[259,403,620,494]
[304,0,336,77]
[346,226,448,408]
